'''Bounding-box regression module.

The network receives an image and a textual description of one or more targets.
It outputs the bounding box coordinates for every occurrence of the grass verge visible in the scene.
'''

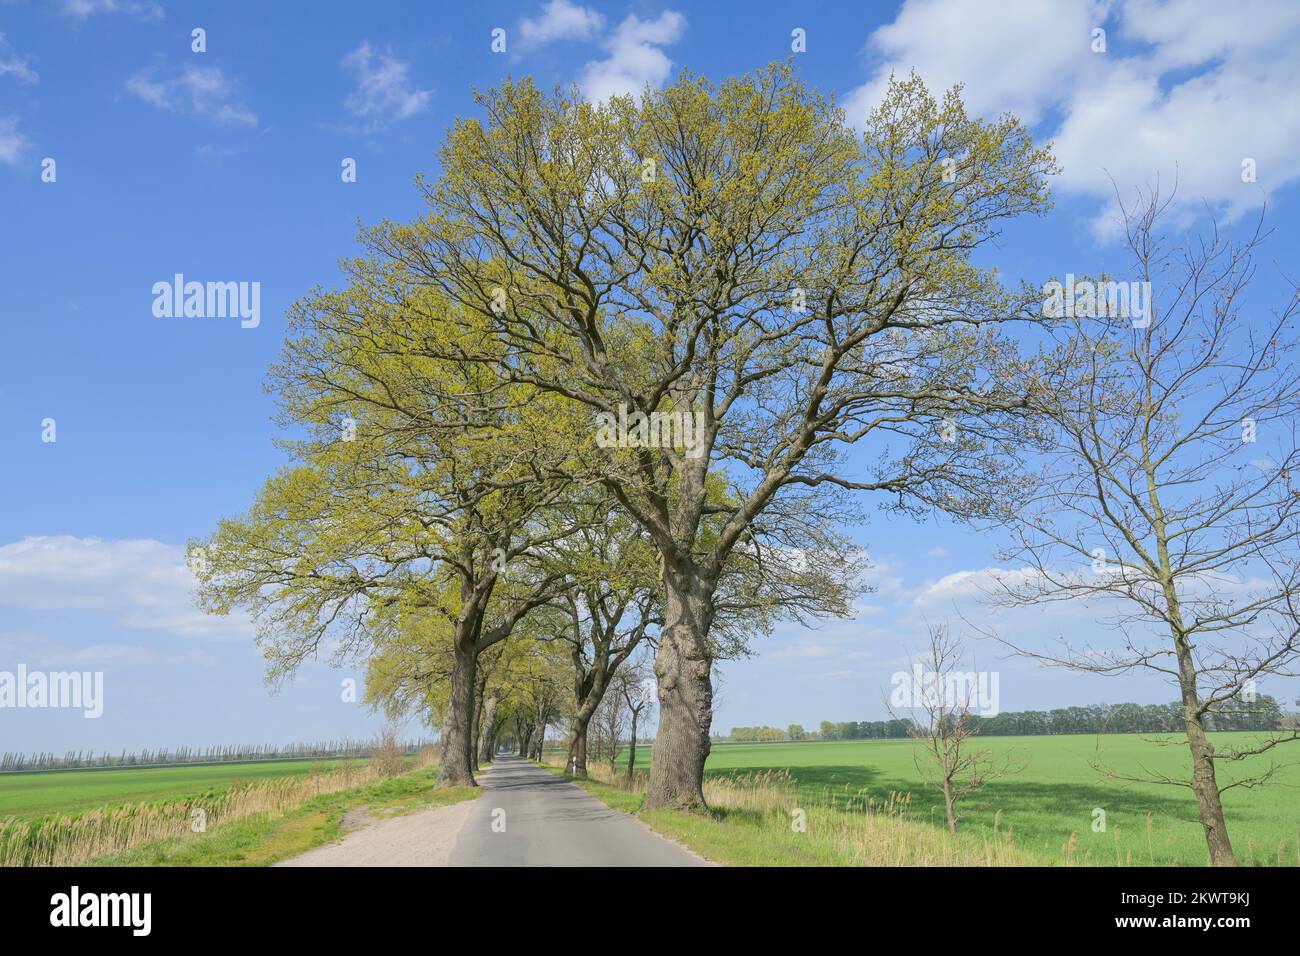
[543,761,1043,866]
[87,767,476,867]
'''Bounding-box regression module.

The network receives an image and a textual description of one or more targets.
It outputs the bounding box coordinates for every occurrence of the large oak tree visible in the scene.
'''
[368,65,1057,806]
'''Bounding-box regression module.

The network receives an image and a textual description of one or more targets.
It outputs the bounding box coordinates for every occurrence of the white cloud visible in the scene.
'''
[580,10,685,102]
[842,0,1300,232]
[125,63,257,127]
[0,116,27,165]
[0,34,37,84]
[842,0,1106,128]
[911,565,1043,609]
[61,0,162,19]
[518,0,605,47]
[341,42,432,129]
[0,536,251,640]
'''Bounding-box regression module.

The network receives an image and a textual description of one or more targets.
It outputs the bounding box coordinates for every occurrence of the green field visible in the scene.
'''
[603,733,1300,866]
[0,759,368,821]
[8,733,1298,866]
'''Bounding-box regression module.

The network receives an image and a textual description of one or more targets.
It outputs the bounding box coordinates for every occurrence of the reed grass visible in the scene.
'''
[0,746,438,867]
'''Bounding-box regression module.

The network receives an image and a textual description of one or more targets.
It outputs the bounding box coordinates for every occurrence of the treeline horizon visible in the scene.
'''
[0,738,436,774]
[726,696,1294,742]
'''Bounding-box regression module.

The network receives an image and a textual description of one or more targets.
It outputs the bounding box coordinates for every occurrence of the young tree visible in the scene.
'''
[371,65,1057,806]
[888,624,1018,836]
[994,191,1300,865]
[619,658,655,786]
[590,677,629,773]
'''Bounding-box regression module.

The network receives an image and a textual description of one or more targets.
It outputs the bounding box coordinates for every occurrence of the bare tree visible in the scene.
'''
[888,624,1018,836]
[618,658,656,786]
[589,681,629,772]
[993,189,1300,865]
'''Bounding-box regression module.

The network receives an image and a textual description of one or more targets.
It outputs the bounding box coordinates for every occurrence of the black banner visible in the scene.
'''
[0,865,1287,942]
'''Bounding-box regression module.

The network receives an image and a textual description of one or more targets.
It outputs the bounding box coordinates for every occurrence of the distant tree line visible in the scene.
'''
[965,697,1289,736]
[818,719,916,740]
[723,697,1291,743]
[0,738,434,773]
[723,721,916,742]
[728,726,790,742]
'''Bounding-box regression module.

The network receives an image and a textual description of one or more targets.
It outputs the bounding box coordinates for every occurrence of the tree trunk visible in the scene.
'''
[1185,718,1234,865]
[645,568,715,809]
[469,665,491,772]
[436,633,477,787]
[535,703,547,762]
[531,709,548,761]
[626,709,639,786]
[1176,641,1236,865]
[1146,444,1236,865]
[942,778,957,836]
[1166,577,1236,864]
[470,681,484,774]
[565,711,595,777]
[477,692,501,766]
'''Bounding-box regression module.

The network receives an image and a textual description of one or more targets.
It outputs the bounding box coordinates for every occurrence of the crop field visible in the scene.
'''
[6,734,1297,866]
[0,759,368,822]
[600,733,1300,866]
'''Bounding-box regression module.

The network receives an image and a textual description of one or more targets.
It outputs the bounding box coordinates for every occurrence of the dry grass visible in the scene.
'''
[698,769,1033,866]
[552,758,1037,865]
[370,729,407,778]
[0,749,437,867]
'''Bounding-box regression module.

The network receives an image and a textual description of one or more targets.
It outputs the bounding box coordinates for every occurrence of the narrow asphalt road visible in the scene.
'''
[446,754,708,867]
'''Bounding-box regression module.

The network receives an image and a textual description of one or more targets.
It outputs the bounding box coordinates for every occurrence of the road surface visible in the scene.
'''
[277,754,708,867]
[446,754,707,866]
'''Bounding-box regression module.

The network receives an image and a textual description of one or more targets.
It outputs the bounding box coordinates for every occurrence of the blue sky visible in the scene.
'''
[2,0,1299,753]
